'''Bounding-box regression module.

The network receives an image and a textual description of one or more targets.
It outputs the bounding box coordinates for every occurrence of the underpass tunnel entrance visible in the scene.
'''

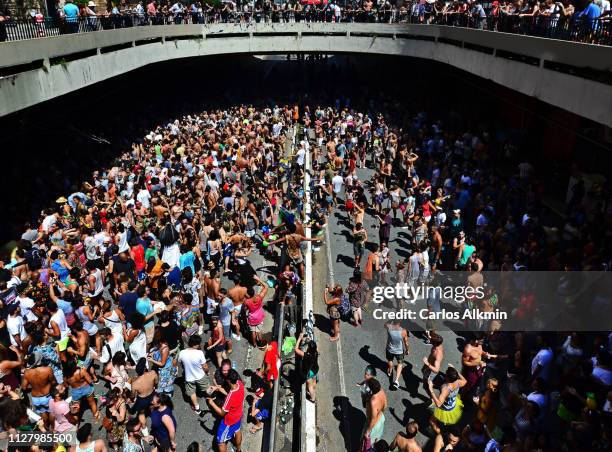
[0,53,610,245]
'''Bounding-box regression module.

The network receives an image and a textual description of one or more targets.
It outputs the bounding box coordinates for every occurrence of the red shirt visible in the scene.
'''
[131,245,146,272]
[222,380,245,425]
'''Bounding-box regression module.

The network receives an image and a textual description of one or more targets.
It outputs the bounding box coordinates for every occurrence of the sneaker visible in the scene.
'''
[232,333,241,341]
[198,325,204,335]
[393,381,400,389]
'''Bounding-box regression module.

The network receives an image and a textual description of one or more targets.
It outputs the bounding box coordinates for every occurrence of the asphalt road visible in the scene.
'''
[312,165,464,452]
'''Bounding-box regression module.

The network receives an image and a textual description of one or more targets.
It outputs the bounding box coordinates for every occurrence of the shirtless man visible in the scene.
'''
[203,268,221,329]
[228,276,248,339]
[461,335,486,399]
[326,138,336,159]
[129,358,159,425]
[362,378,387,444]
[64,359,98,421]
[466,262,484,292]
[422,333,444,391]
[430,225,443,272]
[267,232,320,280]
[170,199,184,223]
[224,228,246,273]
[354,201,366,227]
[352,222,368,268]
[151,197,168,220]
[390,421,422,452]
[66,320,96,382]
[204,268,221,301]
[22,354,56,428]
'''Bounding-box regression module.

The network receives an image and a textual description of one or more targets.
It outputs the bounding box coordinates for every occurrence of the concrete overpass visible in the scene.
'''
[1,22,612,126]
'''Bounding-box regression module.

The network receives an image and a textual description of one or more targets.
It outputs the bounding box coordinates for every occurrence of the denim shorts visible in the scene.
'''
[32,394,51,414]
[255,400,270,421]
[71,384,94,401]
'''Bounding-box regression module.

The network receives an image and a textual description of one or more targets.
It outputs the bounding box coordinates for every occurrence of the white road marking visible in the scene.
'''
[324,221,347,398]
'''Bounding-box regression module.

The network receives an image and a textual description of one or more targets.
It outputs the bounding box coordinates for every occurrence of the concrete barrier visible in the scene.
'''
[301,128,316,452]
[1,23,612,126]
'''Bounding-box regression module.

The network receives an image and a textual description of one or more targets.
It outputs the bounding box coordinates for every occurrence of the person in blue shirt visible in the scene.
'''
[179,243,197,276]
[575,0,601,30]
[119,280,139,320]
[63,0,79,33]
[164,263,182,289]
[49,250,71,283]
[135,285,156,343]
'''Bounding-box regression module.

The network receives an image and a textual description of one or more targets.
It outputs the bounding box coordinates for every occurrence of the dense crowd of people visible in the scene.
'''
[0,92,610,452]
[2,0,611,44]
[0,104,323,451]
[48,0,612,27]
[306,102,611,451]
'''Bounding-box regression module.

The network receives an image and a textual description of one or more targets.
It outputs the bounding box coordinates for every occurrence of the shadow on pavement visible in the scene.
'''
[359,345,388,374]
[333,395,366,452]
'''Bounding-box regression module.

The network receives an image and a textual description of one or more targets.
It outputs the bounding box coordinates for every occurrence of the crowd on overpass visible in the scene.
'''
[0,92,610,452]
[1,0,612,45]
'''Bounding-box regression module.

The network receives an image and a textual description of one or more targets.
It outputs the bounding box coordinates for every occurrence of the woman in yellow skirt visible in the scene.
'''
[427,364,467,426]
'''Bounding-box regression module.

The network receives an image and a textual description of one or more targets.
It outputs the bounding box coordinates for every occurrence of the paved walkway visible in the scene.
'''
[313,165,464,452]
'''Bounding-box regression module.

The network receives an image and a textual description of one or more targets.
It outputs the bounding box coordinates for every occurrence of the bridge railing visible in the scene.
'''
[1,9,611,46]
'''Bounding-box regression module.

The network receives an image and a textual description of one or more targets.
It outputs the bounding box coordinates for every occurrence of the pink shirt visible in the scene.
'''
[49,399,76,433]
[245,295,265,326]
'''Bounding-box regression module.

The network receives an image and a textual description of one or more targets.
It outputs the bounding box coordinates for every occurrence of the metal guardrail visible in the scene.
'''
[266,126,299,452]
[1,9,612,46]
[268,301,285,452]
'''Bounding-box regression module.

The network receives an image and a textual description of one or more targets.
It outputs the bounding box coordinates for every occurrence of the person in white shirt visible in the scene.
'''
[272,121,283,138]
[17,292,38,323]
[41,211,58,233]
[531,335,554,382]
[6,305,27,350]
[527,378,549,420]
[137,188,151,209]
[332,173,344,194]
[98,327,125,366]
[46,300,70,352]
[296,146,306,165]
[476,212,489,228]
[178,335,210,414]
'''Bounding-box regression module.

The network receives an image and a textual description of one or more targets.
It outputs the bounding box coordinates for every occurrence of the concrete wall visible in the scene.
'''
[1,23,611,126]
